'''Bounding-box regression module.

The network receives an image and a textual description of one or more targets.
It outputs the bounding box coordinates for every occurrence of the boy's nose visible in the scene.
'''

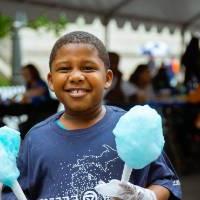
[68,70,85,83]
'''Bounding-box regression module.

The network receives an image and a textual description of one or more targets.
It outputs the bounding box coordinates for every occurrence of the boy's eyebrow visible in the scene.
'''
[53,61,70,68]
[82,57,104,63]
[82,60,98,64]
[53,59,70,63]
[54,60,96,65]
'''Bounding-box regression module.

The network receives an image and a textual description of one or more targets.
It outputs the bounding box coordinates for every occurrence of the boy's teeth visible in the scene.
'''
[71,89,85,94]
[72,90,78,93]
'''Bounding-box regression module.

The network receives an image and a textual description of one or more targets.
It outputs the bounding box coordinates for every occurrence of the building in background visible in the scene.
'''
[0,17,191,83]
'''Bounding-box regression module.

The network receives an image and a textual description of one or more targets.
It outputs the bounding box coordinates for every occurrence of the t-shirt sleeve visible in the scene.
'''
[147,152,182,200]
[2,137,31,200]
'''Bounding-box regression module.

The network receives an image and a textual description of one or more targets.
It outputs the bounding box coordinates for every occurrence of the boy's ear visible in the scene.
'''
[47,72,54,92]
[104,69,113,89]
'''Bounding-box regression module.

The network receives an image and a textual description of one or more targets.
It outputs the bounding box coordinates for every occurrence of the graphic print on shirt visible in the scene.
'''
[43,144,119,200]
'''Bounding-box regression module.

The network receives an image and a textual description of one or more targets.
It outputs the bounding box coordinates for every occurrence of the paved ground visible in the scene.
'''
[181,173,200,200]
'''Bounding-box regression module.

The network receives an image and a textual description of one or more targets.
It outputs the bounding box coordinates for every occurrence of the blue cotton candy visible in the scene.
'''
[113,105,165,169]
[0,126,21,186]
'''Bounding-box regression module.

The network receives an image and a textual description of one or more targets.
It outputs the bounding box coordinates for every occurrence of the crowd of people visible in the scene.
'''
[105,52,177,108]
[104,48,200,174]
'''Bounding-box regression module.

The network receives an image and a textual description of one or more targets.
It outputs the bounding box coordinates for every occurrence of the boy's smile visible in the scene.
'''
[66,88,90,98]
[48,43,113,115]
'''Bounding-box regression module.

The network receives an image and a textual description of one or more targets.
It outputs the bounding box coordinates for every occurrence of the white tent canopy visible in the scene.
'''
[1,0,199,84]
[1,0,200,33]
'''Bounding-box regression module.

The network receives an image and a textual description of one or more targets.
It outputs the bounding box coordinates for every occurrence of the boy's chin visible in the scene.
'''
[66,103,102,115]
[67,105,92,113]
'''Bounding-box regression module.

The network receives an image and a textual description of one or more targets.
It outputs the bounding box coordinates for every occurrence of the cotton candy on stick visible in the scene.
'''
[113,105,165,182]
[0,126,27,200]
[0,182,2,200]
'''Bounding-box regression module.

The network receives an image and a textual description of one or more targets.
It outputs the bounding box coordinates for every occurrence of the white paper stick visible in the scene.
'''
[11,180,27,200]
[121,164,132,182]
[0,183,3,200]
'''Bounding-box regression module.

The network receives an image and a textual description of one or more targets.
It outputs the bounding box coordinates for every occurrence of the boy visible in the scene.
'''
[3,31,181,200]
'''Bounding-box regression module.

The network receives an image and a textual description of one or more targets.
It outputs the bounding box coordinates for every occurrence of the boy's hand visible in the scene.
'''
[95,179,157,200]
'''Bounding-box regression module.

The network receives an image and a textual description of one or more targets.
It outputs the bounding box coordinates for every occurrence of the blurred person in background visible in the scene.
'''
[181,36,200,92]
[0,64,59,138]
[104,52,134,109]
[152,62,172,93]
[20,64,51,105]
[128,64,155,105]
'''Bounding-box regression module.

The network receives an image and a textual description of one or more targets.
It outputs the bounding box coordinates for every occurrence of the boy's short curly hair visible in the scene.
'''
[49,31,110,69]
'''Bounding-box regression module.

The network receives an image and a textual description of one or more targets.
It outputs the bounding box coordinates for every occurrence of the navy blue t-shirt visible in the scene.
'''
[2,106,182,200]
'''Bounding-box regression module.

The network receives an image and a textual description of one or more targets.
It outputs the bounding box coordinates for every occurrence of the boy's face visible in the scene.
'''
[48,43,113,113]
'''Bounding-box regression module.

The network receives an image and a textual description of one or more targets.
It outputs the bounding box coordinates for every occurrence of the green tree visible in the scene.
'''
[0,13,68,38]
[0,73,11,86]
[28,14,68,35]
[0,14,12,38]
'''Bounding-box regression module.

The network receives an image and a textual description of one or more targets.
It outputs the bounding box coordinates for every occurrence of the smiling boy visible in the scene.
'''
[2,31,181,200]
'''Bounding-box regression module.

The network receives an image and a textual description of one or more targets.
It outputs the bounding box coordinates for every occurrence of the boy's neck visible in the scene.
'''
[60,105,106,130]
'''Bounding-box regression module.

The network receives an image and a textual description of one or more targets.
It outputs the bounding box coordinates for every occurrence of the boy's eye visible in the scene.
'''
[82,66,96,72]
[57,67,71,72]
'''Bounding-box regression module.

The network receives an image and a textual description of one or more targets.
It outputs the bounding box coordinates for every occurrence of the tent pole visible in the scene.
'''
[11,25,22,85]
[11,12,27,85]
[102,17,109,49]
[180,28,186,56]
[104,23,109,49]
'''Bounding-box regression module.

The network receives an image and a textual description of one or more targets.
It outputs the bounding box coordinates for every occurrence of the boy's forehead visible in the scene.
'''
[53,43,105,64]
[60,43,97,53]
[55,43,103,61]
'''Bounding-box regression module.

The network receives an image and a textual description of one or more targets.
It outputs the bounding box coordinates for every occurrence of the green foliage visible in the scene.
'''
[28,14,68,35]
[0,13,68,38]
[0,14,12,38]
[0,74,11,86]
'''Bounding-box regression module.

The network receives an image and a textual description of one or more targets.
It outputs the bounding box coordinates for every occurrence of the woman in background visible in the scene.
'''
[20,64,51,105]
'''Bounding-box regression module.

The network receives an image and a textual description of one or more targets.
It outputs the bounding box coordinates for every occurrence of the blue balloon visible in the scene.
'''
[113,105,165,169]
[0,126,21,186]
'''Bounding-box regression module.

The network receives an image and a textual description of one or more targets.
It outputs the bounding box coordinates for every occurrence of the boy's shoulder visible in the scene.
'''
[106,105,126,115]
[105,105,126,121]
[25,111,62,137]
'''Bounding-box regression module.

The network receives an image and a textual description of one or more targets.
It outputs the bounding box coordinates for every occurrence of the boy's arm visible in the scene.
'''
[146,152,182,200]
[148,185,170,200]
[95,152,182,200]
